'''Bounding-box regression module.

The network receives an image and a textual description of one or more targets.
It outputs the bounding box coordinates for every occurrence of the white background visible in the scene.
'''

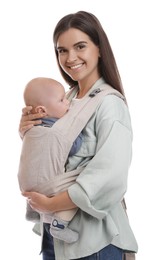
[0,0,156,259]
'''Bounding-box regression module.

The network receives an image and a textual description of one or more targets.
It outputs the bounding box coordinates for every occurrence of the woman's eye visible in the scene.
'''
[57,48,67,54]
[77,44,86,50]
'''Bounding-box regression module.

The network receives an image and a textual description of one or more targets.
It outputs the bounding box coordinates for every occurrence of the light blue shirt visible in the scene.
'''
[53,78,138,259]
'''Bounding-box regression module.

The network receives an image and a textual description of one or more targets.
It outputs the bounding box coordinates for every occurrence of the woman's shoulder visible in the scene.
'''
[98,93,127,112]
[96,94,132,129]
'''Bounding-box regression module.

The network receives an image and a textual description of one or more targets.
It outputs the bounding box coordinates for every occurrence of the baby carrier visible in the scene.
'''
[19,82,135,260]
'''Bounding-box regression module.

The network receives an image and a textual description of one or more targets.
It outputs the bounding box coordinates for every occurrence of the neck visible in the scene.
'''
[77,76,101,98]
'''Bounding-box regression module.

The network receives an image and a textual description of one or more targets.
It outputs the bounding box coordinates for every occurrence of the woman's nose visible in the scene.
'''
[66,50,77,63]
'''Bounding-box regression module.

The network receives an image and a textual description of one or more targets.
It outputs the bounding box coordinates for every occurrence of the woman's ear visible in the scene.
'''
[35,105,47,114]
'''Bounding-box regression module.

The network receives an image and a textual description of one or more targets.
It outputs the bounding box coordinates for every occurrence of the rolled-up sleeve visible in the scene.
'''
[68,95,133,219]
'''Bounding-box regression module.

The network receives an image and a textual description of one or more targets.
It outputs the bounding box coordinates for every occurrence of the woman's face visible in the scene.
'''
[56,28,100,87]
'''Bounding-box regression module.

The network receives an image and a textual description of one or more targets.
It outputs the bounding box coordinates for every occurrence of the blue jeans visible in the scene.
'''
[73,245,123,259]
[42,223,123,260]
[42,223,55,260]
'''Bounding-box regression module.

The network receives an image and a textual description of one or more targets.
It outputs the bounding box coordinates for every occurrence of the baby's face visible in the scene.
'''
[47,87,70,118]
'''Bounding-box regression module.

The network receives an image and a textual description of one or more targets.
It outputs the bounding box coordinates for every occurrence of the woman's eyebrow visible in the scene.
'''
[57,41,88,50]
[73,41,88,46]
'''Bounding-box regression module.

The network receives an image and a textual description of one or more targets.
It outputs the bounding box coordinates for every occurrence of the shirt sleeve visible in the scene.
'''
[68,95,133,219]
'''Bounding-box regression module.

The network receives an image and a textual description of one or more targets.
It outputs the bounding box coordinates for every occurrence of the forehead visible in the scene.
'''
[57,28,91,48]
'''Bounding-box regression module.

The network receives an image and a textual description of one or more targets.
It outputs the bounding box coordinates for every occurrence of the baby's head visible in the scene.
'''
[24,77,70,118]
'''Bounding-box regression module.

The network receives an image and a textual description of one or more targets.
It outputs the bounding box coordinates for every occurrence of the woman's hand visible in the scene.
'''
[22,191,54,213]
[19,106,46,138]
[22,190,77,213]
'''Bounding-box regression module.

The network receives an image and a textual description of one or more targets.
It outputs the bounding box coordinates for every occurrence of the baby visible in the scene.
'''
[18,77,83,243]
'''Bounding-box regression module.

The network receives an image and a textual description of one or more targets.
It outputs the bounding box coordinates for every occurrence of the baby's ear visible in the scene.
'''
[35,105,47,114]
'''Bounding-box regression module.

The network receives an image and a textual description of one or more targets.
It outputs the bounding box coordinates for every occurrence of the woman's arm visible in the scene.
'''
[68,95,133,219]
[22,190,77,213]
[19,106,46,138]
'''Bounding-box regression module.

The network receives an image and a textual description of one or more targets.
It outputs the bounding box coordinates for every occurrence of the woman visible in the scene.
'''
[19,11,138,260]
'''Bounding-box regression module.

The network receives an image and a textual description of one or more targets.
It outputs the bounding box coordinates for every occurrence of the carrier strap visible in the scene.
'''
[52,83,126,152]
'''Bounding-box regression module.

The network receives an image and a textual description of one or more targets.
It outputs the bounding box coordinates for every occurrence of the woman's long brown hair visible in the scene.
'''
[53,11,125,97]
